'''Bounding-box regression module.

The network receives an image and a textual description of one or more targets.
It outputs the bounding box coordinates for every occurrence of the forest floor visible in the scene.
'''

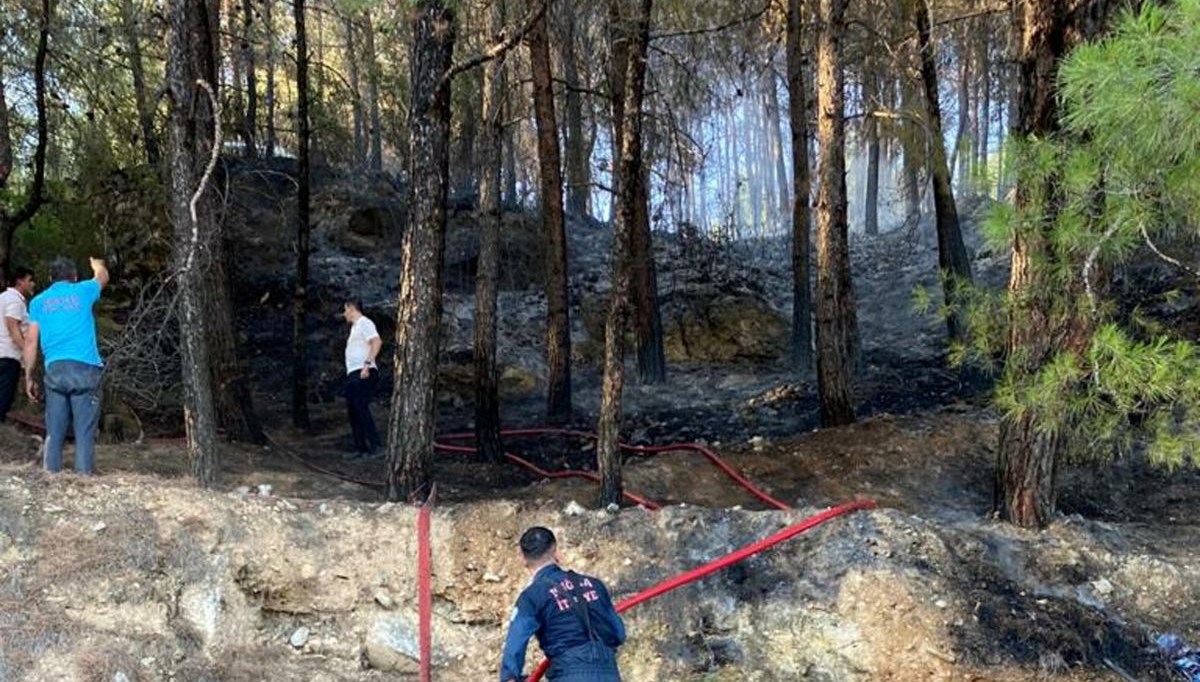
[3,169,1199,679]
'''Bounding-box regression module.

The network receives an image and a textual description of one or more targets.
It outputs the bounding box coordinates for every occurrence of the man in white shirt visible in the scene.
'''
[0,266,35,422]
[343,300,382,457]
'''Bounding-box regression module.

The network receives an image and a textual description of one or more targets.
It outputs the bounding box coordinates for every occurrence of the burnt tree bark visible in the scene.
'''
[862,70,881,236]
[165,0,221,486]
[363,10,384,171]
[814,0,858,427]
[120,0,162,167]
[204,251,264,443]
[345,14,366,168]
[915,0,973,342]
[291,0,312,429]
[264,0,277,157]
[0,0,50,281]
[786,0,813,369]
[386,1,455,501]
[609,0,665,385]
[560,8,589,218]
[996,0,1126,528]
[241,0,257,156]
[474,0,506,464]
[529,4,573,423]
[598,0,652,507]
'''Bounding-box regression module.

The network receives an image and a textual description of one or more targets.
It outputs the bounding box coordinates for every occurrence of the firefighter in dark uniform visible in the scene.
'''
[500,527,626,682]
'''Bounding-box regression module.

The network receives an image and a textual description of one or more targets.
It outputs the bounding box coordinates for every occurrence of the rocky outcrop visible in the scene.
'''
[0,469,1184,681]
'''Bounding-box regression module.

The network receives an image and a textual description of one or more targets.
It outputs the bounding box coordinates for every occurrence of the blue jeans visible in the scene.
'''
[43,360,103,474]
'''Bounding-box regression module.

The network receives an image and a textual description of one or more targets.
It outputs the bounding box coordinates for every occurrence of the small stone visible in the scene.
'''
[92,521,107,532]
[935,599,948,609]
[139,658,155,667]
[483,572,502,583]
[749,436,768,451]
[563,501,587,517]
[374,591,395,609]
[319,503,331,515]
[1091,578,1114,596]
[257,484,273,497]
[605,503,620,514]
[112,673,131,682]
[290,626,310,648]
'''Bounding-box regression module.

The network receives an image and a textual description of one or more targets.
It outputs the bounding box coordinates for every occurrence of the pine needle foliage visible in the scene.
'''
[939,0,1200,469]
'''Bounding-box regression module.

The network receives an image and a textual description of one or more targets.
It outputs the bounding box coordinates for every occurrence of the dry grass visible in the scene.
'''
[76,644,149,682]
[0,568,70,680]
[33,509,159,587]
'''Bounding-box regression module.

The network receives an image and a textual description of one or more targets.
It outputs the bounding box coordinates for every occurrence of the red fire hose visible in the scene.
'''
[417,485,436,682]
[525,499,877,682]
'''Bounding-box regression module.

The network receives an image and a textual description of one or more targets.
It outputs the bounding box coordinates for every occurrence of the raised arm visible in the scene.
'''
[89,257,109,289]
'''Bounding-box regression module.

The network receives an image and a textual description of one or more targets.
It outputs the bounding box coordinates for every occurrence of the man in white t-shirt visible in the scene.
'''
[342,300,382,457]
[0,266,35,422]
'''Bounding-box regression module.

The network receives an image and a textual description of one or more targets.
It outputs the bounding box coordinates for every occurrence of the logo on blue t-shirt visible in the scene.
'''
[29,279,103,367]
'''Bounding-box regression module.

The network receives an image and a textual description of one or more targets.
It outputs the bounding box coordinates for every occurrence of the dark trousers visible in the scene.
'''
[0,358,20,422]
[547,642,622,682]
[346,368,381,453]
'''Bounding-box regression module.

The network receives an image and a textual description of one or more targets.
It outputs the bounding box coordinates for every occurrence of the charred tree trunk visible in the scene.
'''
[0,0,50,280]
[205,252,264,443]
[264,0,277,157]
[292,0,312,429]
[952,46,971,190]
[901,82,923,229]
[345,15,366,168]
[386,1,455,502]
[814,0,857,427]
[862,71,881,236]
[786,0,813,369]
[165,0,221,486]
[599,0,652,507]
[529,7,573,423]
[915,0,973,342]
[766,73,790,226]
[226,0,246,152]
[561,9,589,218]
[120,0,162,168]
[241,0,257,156]
[474,0,507,465]
[364,11,384,171]
[609,0,664,385]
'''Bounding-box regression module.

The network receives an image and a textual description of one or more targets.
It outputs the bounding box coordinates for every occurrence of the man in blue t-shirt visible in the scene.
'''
[500,527,626,682]
[23,256,109,474]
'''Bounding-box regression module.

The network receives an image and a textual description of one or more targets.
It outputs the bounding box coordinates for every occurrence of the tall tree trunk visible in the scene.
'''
[786,0,813,369]
[901,81,923,228]
[345,15,366,168]
[455,75,480,197]
[120,0,162,167]
[165,0,220,486]
[242,0,257,157]
[226,0,247,152]
[264,0,277,157]
[292,0,311,429]
[561,9,589,218]
[529,7,573,422]
[599,0,652,507]
[996,0,1125,528]
[0,0,50,280]
[915,0,973,342]
[205,252,264,443]
[502,106,518,206]
[862,71,881,236]
[952,45,972,190]
[766,73,789,226]
[607,0,664,386]
[475,0,506,464]
[387,1,455,502]
[814,0,857,427]
[979,38,992,188]
[364,11,384,171]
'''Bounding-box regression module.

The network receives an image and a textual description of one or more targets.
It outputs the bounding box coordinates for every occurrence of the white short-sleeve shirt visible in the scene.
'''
[0,287,29,361]
[345,315,380,375]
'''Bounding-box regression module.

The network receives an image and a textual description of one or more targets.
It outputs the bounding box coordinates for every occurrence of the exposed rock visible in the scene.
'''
[290,626,311,648]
